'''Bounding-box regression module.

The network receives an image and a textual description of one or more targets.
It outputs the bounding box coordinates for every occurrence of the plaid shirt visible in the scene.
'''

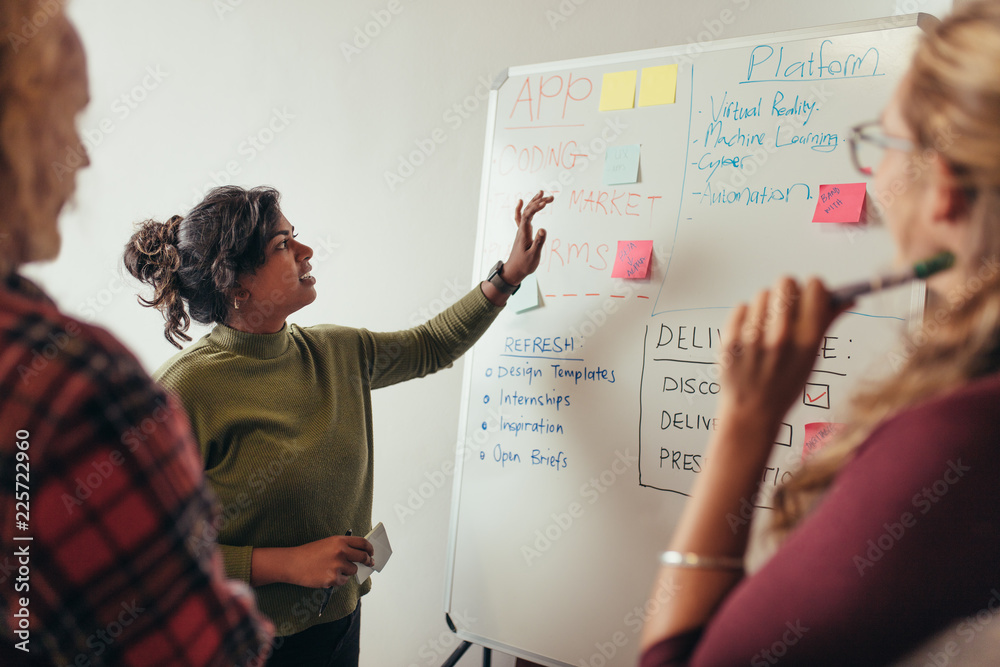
[0,274,274,666]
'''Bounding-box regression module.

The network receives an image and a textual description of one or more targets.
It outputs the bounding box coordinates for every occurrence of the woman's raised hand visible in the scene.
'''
[502,190,552,284]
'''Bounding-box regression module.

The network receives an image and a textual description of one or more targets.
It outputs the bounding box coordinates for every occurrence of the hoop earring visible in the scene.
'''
[234,299,240,310]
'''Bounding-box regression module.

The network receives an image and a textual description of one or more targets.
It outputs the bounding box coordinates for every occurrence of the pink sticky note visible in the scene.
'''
[611,240,653,279]
[813,183,867,223]
[803,422,845,461]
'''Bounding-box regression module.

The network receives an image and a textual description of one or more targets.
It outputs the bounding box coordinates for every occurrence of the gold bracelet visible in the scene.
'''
[660,551,744,571]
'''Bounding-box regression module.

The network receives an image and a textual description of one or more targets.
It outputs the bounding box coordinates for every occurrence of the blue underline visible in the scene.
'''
[499,354,584,361]
[739,74,885,84]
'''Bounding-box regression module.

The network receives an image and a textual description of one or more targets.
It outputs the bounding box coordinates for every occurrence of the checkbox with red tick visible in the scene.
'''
[803,382,831,409]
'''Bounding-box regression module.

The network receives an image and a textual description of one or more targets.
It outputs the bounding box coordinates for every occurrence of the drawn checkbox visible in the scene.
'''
[774,422,792,447]
[803,383,831,409]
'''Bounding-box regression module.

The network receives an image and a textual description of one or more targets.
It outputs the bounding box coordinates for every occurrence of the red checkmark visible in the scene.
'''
[806,391,828,403]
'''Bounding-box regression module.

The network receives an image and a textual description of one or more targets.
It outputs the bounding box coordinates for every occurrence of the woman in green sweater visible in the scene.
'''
[123,185,550,666]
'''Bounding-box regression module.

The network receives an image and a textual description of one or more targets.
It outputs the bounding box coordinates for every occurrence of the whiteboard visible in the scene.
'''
[445,14,930,667]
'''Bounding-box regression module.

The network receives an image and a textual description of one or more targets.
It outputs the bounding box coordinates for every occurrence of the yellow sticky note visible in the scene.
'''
[638,64,678,107]
[599,70,637,111]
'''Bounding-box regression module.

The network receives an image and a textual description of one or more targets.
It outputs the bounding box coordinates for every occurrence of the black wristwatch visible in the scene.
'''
[487,260,520,295]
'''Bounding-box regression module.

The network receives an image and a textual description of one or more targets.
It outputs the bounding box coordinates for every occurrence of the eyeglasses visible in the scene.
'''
[848,121,916,177]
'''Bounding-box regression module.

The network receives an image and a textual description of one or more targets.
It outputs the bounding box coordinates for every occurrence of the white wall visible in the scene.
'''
[31,0,950,665]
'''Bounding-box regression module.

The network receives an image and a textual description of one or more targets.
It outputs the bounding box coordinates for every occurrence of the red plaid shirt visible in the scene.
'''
[0,274,274,666]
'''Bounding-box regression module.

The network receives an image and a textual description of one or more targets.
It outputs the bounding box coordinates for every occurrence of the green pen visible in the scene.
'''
[830,251,955,306]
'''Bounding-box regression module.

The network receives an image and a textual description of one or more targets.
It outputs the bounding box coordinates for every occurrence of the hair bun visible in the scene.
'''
[123,216,182,286]
[122,215,192,346]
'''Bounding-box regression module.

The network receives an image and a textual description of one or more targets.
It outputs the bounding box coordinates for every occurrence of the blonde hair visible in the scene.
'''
[772,1,1000,532]
[0,0,80,275]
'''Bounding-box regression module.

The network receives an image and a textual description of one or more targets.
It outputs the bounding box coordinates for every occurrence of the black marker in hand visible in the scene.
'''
[318,529,351,617]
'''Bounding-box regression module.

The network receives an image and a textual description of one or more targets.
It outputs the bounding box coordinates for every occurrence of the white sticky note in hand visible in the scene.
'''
[355,522,392,584]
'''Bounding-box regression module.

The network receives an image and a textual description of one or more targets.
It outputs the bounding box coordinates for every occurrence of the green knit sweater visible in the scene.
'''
[153,287,501,637]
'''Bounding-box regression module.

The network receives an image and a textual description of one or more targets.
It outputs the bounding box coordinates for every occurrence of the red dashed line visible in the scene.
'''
[541,293,651,299]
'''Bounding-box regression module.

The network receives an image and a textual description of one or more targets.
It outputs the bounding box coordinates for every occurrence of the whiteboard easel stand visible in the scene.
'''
[440,614,492,667]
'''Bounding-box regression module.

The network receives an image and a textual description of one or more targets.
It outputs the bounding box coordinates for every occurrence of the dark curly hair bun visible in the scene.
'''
[123,215,191,347]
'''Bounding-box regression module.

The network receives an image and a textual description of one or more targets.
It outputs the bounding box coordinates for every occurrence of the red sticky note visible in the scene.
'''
[803,422,845,461]
[611,240,653,279]
[813,183,867,223]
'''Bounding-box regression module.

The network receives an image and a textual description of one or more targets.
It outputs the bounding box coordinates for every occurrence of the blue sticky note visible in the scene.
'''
[604,144,640,186]
[508,274,540,313]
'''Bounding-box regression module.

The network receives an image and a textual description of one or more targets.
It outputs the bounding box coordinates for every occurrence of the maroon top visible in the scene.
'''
[641,371,1000,666]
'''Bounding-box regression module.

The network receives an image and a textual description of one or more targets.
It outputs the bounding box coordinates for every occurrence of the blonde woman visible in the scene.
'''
[641,3,1000,664]
[0,3,272,664]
